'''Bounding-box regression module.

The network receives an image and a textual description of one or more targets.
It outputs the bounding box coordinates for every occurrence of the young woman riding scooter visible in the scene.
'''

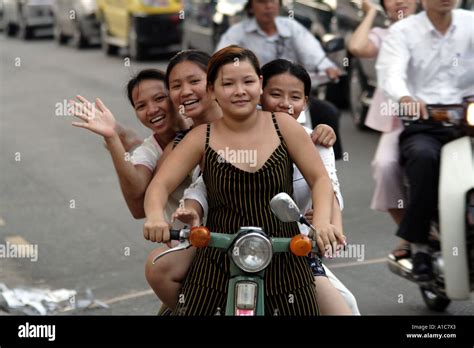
[144,50,340,313]
[143,46,345,315]
[173,59,359,314]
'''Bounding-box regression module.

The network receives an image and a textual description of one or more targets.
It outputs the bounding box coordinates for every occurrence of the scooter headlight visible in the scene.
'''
[231,232,272,273]
[466,103,474,127]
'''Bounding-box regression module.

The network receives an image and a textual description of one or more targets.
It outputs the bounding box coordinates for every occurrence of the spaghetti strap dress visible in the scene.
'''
[172,112,319,316]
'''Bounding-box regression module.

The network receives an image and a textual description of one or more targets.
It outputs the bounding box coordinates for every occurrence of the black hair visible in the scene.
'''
[126,69,166,107]
[165,50,211,89]
[261,59,311,97]
[380,0,386,11]
[244,0,283,17]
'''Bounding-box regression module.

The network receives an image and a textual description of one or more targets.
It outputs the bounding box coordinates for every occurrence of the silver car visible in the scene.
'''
[3,0,54,39]
[52,0,100,48]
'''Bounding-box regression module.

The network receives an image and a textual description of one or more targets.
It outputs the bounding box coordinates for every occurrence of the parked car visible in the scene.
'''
[96,0,183,61]
[52,0,100,48]
[3,0,54,39]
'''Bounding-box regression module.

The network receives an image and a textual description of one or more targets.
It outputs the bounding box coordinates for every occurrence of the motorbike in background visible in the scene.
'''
[387,96,474,311]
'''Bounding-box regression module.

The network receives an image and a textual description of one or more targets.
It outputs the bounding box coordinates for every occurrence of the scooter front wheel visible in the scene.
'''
[420,286,451,312]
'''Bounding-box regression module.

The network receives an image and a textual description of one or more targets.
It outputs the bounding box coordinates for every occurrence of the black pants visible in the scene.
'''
[397,124,459,244]
[309,97,343,160]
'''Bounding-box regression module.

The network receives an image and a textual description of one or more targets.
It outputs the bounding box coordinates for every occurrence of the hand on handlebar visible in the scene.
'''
[143,217,171,243]
[311,222,346,258]
[399,96,429,120]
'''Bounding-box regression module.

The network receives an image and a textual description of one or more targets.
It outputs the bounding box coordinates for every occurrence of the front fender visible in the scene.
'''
[439,136,474,299]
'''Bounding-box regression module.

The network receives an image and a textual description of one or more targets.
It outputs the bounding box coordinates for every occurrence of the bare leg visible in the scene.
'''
[144,245,196,310]
[314,276,353,315]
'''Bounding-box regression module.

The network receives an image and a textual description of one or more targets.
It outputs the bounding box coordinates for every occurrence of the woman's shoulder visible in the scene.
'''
[271,111,300,128]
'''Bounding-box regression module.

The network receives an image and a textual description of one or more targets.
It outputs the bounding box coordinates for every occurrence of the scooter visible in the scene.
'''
[152,193,319,316]
[387,96,474,311]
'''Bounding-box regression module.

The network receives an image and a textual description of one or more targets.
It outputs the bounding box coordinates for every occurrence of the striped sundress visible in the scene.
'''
[172,112,319,316]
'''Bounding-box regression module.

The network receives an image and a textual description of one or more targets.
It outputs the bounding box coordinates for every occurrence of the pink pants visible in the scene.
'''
[370,128,406,212]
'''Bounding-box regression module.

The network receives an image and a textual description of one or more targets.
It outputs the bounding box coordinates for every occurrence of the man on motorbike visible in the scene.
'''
[376,0,474,281]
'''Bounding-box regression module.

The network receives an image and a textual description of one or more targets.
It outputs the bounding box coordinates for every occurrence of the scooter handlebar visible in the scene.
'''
[170,229,181,240]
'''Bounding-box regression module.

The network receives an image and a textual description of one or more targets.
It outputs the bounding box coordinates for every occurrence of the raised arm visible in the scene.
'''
[71,96,152,219]
[347,0,379,59]
[276,112,345,256]
[143,125,206,243]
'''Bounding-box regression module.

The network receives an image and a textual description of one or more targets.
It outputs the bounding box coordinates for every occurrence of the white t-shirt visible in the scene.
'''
[130,134,190,229]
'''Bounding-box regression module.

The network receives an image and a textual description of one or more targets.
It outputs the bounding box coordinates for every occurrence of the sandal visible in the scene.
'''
[391,242,412,261]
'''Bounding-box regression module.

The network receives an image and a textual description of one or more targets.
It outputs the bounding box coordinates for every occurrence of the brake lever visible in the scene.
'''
[152,240,191,264]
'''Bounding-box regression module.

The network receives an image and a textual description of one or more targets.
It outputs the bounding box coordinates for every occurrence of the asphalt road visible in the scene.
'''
[1,34,473,316]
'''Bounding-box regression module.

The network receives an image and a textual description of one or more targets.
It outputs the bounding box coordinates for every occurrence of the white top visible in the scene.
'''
[130,135,163,172]
[183,126,343,231]
[130,134,189,228]
[216,17,336,72]
[376,9,474,104]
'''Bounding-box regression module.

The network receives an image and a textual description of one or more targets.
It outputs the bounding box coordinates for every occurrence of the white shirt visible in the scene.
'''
[216,17,336,72]
[130,134,163,172]
[376,9,474,104]
[182,126,343,231]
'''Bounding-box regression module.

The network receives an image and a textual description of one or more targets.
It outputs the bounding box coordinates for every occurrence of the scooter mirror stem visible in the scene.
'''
[298,215,318,238]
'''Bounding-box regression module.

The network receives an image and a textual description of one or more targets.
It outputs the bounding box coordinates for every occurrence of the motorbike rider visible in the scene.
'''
[145,50,339,311]
[143,46,344,315]
[173,58,360,315]
[376,0,474,281]
[348,0,418,260]
[216,0,345,159]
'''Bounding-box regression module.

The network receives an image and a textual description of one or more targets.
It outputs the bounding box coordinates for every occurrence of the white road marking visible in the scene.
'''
[328,257,387,269]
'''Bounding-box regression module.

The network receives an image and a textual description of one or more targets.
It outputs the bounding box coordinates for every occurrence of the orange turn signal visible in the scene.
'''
[189,226,211,248]
[290,234,312,256]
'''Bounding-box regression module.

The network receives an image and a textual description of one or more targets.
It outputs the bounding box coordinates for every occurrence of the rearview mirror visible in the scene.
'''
[270,193,301,223]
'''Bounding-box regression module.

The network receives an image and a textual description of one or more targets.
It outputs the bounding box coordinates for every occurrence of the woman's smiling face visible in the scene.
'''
[168,60,211,120]
[131,79,174,135]
[261,72,308,119]
[210,59,262,119]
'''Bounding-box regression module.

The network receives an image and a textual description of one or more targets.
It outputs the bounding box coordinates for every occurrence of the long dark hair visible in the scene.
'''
[165,50,211,89]
[261,59,311,97]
